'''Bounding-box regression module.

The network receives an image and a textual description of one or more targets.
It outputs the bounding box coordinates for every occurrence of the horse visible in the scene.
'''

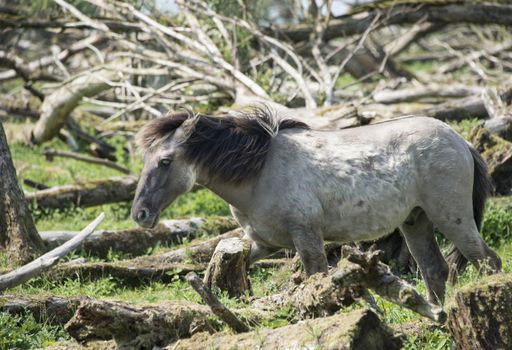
[131,107,501,303]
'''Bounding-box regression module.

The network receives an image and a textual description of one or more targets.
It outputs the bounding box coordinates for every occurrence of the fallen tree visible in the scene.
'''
[0,294,82,326]
[25,176,204,210]
[43,149,131,175]
[25,176,138,210]
[172,308,402,350]
[274,3,512,42]
[40,216,238,258]
[65,299,214,348]
[31,61,128,143]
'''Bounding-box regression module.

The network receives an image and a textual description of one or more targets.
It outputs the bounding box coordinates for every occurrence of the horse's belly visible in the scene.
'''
[322,195,414,242]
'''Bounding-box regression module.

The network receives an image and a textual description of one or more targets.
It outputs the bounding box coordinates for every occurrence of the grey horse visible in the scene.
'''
[131,108,501,303]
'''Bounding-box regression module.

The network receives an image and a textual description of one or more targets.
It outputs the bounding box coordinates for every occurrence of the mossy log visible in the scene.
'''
[254,246,444,322]
[41,216,239,258]
[52,259,203,286]
[65,299,214,349]
[203,237,251,298]
[0,294,81,325]
[470,126,512,195]
[50,229,243,286]
[25,176,138,210]
[447,273,512,350]
[150,228,243,264]
[172,308,402,350]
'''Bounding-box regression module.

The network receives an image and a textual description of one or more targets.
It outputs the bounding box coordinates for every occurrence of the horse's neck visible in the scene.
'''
[197,177,254,213]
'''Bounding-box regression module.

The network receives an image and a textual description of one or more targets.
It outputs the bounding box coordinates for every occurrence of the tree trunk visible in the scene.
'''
[447,273,512,350]
[24,176,139,210]
[203,237,251,298]
[0,122,45,265]
[172,308,402,350]
[65,299,214,349]
[40,216,238,258]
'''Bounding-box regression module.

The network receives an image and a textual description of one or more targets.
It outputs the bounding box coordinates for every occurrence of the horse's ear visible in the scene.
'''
[174,114,199,144]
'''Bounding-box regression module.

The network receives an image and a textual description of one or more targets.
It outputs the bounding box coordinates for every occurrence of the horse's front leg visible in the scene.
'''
[291,228,328,276]
[248,241,281,265]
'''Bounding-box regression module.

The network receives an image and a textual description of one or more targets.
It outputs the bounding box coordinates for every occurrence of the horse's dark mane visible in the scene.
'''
[136,107,309,184]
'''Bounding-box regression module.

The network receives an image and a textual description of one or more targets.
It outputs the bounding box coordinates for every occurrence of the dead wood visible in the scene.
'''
[447,273,512,350]
[484,116,512,142]
[0,294,81,325]
[203,237,251,298]
[50,228,243,285]
[373,85,482,104]
[172,308,402,350]
[275,3,512,43]
[0,96,40,120]
[254,246,444,323]
[51,259,203,286]
[41,217,238,258]
[151,228,244,264]
[43,149,131,174]
[66,299,214,349]
[470,126,512,195]
[187,272,250,333]
[420,95,489,121]
[25,175,138,210]
[31,61,127,144]
[0,213,104,292]
[0,34,107,82]
[332,246,445,323]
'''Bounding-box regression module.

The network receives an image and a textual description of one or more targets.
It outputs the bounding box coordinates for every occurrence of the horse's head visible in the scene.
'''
[131,113,197,228]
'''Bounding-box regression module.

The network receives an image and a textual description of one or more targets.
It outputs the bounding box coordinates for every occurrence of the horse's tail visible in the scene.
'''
[446,144,492,284]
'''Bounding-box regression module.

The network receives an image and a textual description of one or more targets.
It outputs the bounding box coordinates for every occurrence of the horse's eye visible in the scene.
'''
[159,158,172,167]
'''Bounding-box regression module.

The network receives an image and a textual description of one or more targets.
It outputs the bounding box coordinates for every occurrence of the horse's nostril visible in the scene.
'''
[137,208,148,222]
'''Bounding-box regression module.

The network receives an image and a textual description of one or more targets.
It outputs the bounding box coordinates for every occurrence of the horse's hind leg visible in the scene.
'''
[400,207,448,304]
[426,209,501,275]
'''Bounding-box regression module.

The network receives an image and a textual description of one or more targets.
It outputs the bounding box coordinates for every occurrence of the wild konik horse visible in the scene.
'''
[131,108,501,303]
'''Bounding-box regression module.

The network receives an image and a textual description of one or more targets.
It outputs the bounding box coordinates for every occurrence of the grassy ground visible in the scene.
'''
[2,120,512,350]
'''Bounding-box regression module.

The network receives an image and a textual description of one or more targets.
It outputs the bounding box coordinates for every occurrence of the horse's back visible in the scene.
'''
[247,116,472,244]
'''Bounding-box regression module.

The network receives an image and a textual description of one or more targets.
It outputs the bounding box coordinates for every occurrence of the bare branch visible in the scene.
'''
[0,213,104,292]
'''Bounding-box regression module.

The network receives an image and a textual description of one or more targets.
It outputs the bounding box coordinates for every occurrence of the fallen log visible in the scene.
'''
[447,273,512,350]
[51,259,203,286]
[274,3,512,43]
[0,294,81,325]
[203,237,251,298]
[43,149,131,175]
[253,246,444,323]
[0,213,104,292]
[470,126,512,195]
[65,299,214,348]
[31,61,127,143]
[152,228,243,264]
[41,216,238,258]
[25,176,138,210]
[50,228,243,285]
[373,85,482,104]
[25,176,204,210]
[172,308,402,350]
[421,95,489,121]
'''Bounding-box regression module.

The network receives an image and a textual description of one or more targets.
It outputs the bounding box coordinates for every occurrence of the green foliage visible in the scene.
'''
[480,199,512,247]
[0,313,69,350]
[402,326,453,350]
[448,118,481,140]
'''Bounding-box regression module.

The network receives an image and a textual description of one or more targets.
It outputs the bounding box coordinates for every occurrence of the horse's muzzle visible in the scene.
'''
[132,207,158,228]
